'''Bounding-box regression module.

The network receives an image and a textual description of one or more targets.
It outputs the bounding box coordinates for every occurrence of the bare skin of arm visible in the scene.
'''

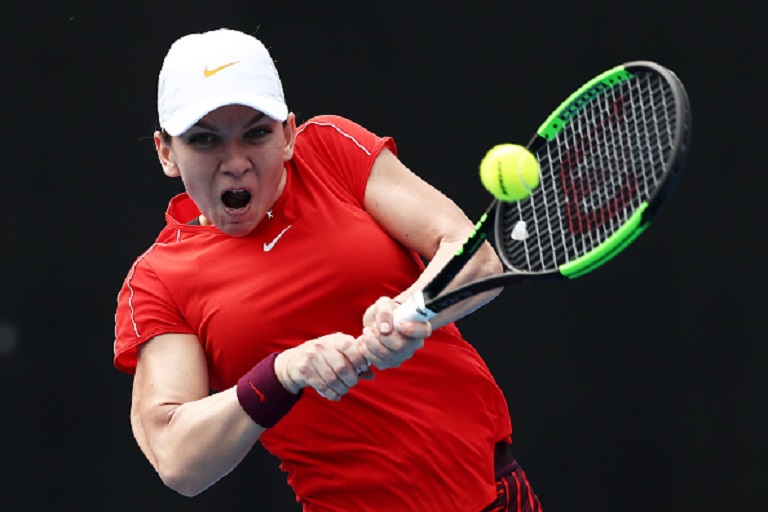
[131,330,382,496]
[131,333,263,496]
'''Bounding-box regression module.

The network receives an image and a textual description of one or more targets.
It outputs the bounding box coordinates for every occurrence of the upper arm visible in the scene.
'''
[364,148,475,260]
[131,333,209,459]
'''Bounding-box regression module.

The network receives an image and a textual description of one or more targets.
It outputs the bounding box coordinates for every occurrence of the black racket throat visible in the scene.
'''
[422,200,498,301]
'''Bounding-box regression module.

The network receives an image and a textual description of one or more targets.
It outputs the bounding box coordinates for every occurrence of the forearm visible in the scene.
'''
[396,239,503,330]
[133,332,366,496]
[137,386,264,497]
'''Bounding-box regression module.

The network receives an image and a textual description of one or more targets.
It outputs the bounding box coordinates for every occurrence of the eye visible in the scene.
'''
[186,132,220,147]
[245,127,270,140]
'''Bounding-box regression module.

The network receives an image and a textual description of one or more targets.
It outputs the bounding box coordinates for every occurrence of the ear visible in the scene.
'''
[282,113,297,161]
[154,131,181,178]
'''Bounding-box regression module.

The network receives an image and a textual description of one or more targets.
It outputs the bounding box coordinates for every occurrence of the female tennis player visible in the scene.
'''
[113,28,541,511]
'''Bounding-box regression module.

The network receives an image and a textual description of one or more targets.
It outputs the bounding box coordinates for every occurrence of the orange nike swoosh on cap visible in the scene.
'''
[203,61,240,77]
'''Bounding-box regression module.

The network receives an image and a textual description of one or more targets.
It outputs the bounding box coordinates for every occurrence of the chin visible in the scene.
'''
[219,223,257,237]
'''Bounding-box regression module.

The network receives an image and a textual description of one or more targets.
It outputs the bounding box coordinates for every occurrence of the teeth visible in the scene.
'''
[222,190,252,209]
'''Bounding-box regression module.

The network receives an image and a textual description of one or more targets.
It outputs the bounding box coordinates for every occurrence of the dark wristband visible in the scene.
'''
[236,352,302,428]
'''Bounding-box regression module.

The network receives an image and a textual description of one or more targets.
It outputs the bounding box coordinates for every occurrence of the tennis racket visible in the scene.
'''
[395,60,691,324]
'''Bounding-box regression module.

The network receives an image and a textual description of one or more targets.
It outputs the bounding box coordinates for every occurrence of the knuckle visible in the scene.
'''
[370,345,388,359]
[383,336,405,352]
[305,343,324,359]
[335,364,354,379]
[296,364,312,380]
[336,335,354,351]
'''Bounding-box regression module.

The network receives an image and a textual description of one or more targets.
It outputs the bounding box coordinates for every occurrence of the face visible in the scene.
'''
[155,105,296,237]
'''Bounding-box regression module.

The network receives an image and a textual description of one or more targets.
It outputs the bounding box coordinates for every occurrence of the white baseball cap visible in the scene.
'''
[157,29,288,136]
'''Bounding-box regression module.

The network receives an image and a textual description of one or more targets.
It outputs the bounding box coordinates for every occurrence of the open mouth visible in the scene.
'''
[221,190,252,210]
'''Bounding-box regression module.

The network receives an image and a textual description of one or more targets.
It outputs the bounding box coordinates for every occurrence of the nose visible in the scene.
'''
[219,140,252,176]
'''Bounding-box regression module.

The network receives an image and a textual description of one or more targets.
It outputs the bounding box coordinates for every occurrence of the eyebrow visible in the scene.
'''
[193,112,267,131]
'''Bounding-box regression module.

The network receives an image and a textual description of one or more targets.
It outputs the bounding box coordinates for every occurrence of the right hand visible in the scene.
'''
[359,296,431,370]
[274,333,374,401]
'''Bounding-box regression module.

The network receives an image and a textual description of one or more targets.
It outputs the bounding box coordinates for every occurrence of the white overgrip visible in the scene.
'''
[393,292,437,325]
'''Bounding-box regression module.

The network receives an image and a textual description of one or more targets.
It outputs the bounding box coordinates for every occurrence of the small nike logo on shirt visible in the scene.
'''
[203,61,240,77]
[264,225,292,252]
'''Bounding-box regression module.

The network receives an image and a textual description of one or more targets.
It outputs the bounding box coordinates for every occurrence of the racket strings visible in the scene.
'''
[501,71,680,273]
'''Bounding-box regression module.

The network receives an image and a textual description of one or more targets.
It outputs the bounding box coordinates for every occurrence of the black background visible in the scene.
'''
[1,1,765,510]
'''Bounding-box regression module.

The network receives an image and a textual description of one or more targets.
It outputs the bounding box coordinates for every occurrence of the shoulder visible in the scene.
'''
[290,115,393,206]
[297,114,366,136]
[298,116,394,153]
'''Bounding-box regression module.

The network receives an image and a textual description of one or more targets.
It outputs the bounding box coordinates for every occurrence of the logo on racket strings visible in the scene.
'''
[559,96,638,235]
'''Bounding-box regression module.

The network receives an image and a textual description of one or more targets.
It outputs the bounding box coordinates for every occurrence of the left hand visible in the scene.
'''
[358,296,432,370]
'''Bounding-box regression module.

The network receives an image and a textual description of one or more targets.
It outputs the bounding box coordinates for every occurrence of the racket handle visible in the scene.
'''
[393,292,437,325]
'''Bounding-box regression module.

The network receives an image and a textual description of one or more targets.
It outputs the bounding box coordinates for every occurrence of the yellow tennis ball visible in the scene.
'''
[479,144,540,202]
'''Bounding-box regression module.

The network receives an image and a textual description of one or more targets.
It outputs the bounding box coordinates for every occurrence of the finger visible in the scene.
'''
[297,346,346,400]
[325,350,361,390]
[359,327,390,369]
[316,351,356,400]
[369,323,426,369]
[354,337,372,373]
[394,319,432,340]
[334,334,370,375]
[350,340,377,379]
[313,377,345,401]
[373,297,396,336]
[302,364,341,401]
[362,303,376,329]
[360,328,411,370]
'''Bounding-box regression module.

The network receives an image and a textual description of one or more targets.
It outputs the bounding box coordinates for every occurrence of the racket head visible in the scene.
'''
[495,61,691,280]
